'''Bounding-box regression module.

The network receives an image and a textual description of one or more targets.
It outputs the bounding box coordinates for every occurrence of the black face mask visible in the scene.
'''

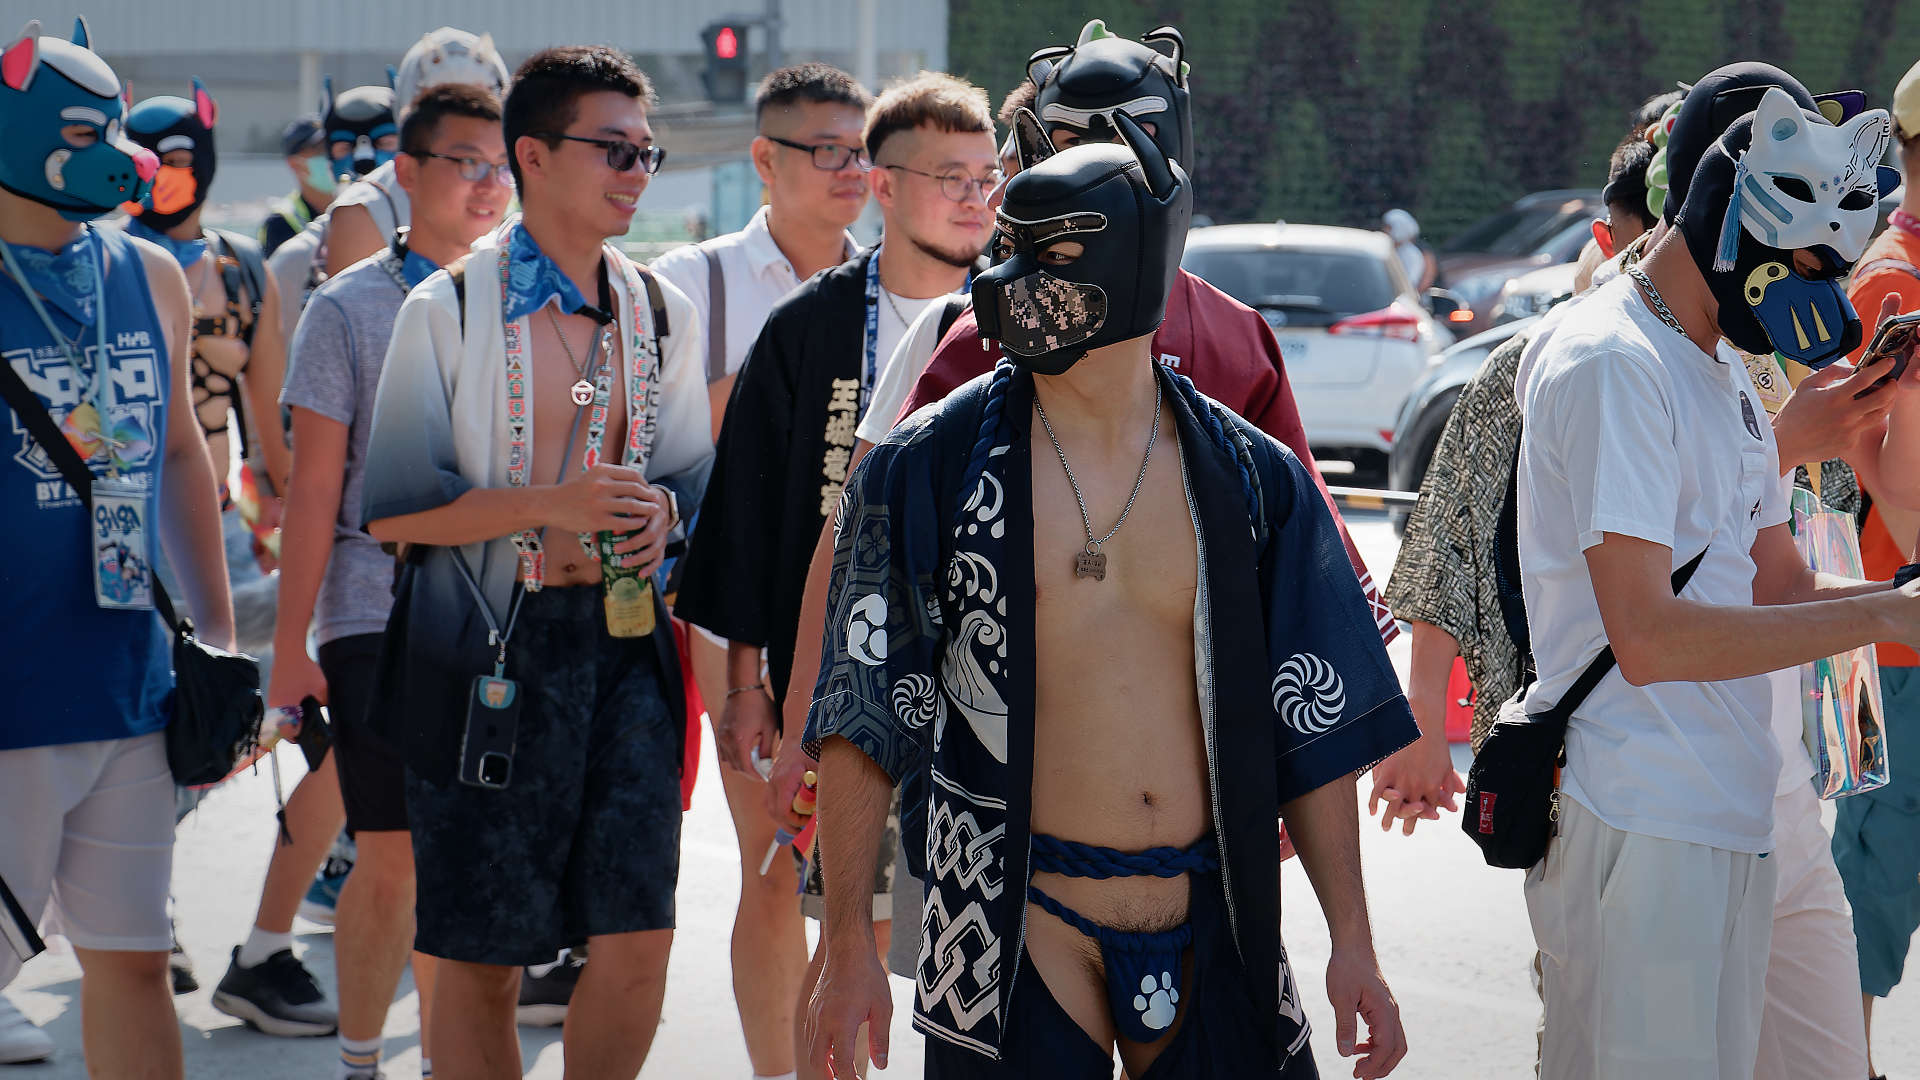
[320,78,396,180]
[124,79,218,232]
[973,110,1191,376]
[1028,23,1192,173]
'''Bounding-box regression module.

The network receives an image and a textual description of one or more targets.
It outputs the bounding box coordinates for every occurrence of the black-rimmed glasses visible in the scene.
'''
[535,132,667,175]
[410,151,513,185]
[765,135,872,172]
[881,163,1003,203]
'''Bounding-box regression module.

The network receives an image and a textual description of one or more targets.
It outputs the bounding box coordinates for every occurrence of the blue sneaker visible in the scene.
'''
[296,833,354,927]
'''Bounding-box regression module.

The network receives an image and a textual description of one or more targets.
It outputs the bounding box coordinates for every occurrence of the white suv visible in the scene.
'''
[1181,223,1451,471]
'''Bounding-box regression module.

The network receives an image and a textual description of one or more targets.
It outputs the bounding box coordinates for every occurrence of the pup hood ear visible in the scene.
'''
[2,21,42,93]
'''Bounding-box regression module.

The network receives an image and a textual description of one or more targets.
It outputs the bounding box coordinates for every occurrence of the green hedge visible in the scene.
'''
[947,0,1920,243]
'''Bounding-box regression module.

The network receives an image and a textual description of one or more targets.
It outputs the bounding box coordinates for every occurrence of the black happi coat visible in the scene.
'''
[805,364,1418,1065]
[675,249,876,703]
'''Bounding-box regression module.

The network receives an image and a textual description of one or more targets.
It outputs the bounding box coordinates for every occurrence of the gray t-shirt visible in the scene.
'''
[280,252,408,645]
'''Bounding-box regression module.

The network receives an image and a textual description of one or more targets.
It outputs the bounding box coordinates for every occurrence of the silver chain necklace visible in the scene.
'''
[546,308,608,406]
[1033,373,1162,582]
[1627,264,1689,338]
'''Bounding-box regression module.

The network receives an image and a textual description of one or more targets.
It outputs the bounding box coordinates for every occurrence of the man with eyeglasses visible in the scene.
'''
[672,69,997,1080]
[259,83,512,1080]
[649,62,870,1080]
[362,47,711,1079]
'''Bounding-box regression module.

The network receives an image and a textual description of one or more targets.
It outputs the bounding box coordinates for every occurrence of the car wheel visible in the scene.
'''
[1387,387,1460,535]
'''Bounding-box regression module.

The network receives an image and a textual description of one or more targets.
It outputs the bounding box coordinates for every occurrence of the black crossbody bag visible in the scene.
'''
[1462,544,1706,870]
[0,363,263,785]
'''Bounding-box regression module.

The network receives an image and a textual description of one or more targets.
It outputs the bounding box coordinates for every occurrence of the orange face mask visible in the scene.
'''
[122,164,197,216]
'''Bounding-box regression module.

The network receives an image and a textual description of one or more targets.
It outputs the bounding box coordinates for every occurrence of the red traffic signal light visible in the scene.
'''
[714,26,739,60]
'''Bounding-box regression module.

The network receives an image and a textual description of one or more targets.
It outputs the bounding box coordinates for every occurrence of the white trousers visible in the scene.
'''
[1754,782,1869,1080]
[1526,796,1776,1080]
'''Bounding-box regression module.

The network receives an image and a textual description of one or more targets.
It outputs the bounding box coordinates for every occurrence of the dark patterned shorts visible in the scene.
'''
[405,586,682,966]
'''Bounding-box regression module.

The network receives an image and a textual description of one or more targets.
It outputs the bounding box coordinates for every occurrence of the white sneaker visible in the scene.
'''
[0,996,53,1064]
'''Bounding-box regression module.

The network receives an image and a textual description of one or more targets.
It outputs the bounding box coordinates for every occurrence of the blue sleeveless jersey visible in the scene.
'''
[1,227,173,750]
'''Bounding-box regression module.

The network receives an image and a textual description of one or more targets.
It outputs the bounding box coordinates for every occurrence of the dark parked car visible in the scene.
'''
[1438,190,1603,338]
[1385,318,1537,531]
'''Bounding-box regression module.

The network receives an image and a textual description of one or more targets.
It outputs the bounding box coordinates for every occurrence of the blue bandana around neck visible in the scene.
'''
[124,218,208,270]
[502,221,588,323]
[1,229,101,327]
[401,247,440,289]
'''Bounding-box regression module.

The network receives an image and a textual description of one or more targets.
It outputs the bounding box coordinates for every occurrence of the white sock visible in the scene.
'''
[420,1058,432,1079]
[237,927,293,969]
[337,1034,381,1079]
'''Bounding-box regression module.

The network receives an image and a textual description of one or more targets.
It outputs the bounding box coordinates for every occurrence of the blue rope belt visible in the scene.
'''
[1025,833,1220,1042]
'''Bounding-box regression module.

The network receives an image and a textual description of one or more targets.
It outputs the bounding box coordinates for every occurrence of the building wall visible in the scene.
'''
[15,0,946,150]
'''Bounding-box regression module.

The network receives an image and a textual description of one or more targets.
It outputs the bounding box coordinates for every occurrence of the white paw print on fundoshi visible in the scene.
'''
[1132,971,1178,1031]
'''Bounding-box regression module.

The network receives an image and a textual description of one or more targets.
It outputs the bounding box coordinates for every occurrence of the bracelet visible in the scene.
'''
[664,488,680,529]
[726,683,766,698]
[1896,562,1920,587]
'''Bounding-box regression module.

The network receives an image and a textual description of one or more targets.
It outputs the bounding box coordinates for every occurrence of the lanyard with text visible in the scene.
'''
[498,243,665,590]
[2,228,157,612]
[860,247,973,418]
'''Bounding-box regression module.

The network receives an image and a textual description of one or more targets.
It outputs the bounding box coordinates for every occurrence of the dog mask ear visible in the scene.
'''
[1010,107,1056,173]
[2,21,43,93]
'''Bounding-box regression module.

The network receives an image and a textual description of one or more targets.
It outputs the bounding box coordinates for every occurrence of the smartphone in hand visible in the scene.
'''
[1853,311,1920,399]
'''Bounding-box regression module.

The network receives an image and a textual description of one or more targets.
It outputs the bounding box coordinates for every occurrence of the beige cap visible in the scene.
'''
[1897,56,1920,139]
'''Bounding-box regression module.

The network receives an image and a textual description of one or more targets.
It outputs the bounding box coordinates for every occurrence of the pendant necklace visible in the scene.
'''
[1033,372,1162,582]
[547,308,605,405]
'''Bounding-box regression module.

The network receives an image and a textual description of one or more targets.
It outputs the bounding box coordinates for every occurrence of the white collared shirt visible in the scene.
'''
[650,205,859,383]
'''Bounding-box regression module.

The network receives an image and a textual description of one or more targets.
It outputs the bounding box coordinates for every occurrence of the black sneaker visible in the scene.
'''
[210,946,338,1037]
[168,932,198,995]
[516,949,585,1027]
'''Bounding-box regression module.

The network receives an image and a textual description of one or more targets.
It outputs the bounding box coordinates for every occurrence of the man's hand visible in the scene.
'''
[1771,351,1896,470]
[766,734,815,832]
[1327,946,1406,1079]
[545,463,654,535]
[806,938,893,1078]
[266,646,328,711]
[715,687,777,775]
[603,481,672,578]
[1368,731,1464,835]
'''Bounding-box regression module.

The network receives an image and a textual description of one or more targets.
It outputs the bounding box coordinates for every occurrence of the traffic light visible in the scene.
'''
[701,22,749,104]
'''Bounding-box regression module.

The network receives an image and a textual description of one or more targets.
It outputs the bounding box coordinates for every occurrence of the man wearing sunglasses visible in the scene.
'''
[263,83,512,1080]
[362,47,711,1079]
[649,61,870,1080]
[673,70,997,1080]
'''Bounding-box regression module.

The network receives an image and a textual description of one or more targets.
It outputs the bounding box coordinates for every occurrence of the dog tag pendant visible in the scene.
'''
[570,379,595,406]
[1075,548,1107,581]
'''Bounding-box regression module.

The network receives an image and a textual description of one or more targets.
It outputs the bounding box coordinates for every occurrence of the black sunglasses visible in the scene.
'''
[535,132,666,174]
[765,134,872,172]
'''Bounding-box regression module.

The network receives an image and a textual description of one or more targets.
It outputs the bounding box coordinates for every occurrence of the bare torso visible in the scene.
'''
[184,250,248,489]
[1025,391,1207,1069]
[523,285,630,588]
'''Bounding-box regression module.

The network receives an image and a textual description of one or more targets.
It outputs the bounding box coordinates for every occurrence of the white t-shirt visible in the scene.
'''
[649,205,858,383]
[859,295,959,445]
[1516,274,1788,853]
[868,286,939,429]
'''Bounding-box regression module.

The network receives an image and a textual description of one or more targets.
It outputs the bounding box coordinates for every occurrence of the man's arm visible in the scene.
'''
[1367,619,1463,832]
[1586,530,1917,685]
[266,406,346,708]
[716,639,776,774]
[323,203,383,277]
[239,273,293,493]
[141,242,235,650]
[770,437,877,828]
[365,469,656,548]
[1283,776,1406,1080]
[805,736,897,1076]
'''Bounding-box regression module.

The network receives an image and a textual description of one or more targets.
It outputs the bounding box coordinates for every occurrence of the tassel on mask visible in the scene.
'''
[1714,155,1749,274]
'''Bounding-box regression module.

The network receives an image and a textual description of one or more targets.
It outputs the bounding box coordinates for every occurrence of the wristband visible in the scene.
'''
[726,682,766,698]
[1896,562,1920,587]
[664,487,680,529]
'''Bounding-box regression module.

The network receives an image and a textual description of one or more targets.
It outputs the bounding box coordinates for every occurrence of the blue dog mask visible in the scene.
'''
[0,18,155,221]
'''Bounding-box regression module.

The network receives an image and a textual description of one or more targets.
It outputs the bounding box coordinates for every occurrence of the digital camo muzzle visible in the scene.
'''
[980,210,1110,370]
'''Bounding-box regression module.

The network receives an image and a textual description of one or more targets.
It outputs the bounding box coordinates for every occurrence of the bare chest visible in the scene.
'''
[520,309,628,480]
